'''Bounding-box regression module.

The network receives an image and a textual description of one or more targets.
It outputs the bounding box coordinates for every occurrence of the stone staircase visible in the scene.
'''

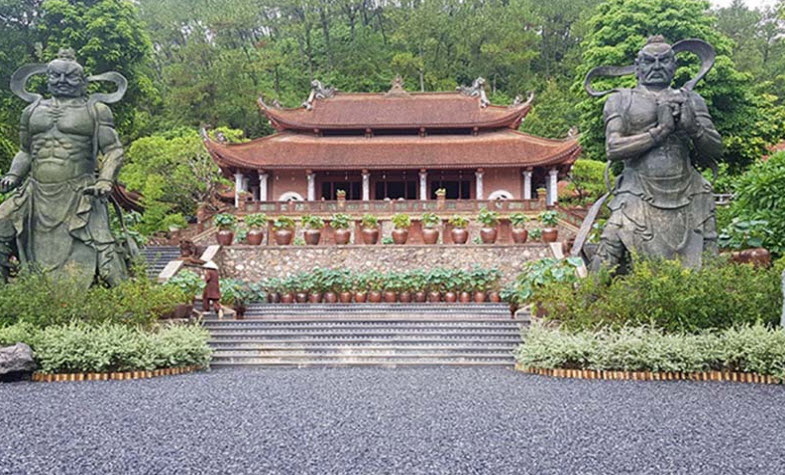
[140,246,180,279]
[203,303,525,367]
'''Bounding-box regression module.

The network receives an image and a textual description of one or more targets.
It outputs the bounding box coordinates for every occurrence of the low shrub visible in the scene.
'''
[32,322,212,374]
[536,257,782,332]
[515,324,785,378]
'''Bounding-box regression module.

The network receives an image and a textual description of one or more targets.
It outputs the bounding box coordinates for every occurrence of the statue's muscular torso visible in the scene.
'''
[27,98,96,184]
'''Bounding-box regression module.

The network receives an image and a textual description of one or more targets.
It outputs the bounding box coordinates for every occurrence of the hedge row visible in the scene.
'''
[515,324,785,377]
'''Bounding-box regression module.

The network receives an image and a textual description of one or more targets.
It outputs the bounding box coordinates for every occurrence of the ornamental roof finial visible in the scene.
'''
[457,77,489,108]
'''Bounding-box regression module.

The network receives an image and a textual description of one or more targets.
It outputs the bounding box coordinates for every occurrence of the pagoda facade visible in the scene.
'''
[204,77,581,208]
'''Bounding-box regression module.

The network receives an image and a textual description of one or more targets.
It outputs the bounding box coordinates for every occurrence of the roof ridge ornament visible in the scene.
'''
[259,95,282,110]
[511,91,535,108]
[457,77,489,108]
[302,80,336,110]
[385,75,410,97]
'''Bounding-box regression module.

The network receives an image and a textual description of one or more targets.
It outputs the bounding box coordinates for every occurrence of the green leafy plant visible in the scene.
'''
[500,257,583,307]
[164,270,204,303]
[477,208,499,226]
[435,188,447,197]
[449,216,469,229]
[212,213,237,230]
[301,214,325,230]
[529,228,543,241]
[391,213,411,229]
[538,210,559,227]
[421,212,440,228]
[272,216,296,230]
[361,214,378,228]
[718,218,771,250]
[244,213,268,229]
[509,213,529,228]
[331,213,351,229]
[382,236,394,245]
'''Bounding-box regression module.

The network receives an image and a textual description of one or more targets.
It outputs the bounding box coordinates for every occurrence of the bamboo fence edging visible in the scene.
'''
[31,365,206,383]
[514,363,781,385]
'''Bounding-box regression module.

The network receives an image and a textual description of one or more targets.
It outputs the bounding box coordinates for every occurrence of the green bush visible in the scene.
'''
[536,257,782,332]
[515,324,785,378]
[32,322,211,374]
[501,258,583,307]
[0,271,184,329]
[165,270,205,302]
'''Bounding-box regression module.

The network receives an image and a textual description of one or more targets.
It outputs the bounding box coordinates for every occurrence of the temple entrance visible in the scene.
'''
[374,179,417,199]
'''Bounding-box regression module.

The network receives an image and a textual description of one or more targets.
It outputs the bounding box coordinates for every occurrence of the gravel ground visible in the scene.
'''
[1,367,785,475]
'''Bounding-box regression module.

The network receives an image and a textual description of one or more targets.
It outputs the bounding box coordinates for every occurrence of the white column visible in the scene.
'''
[306,170,316,201]
[548,168,559,205]
[258,171,269,201]
[523,169,533,200]
[419,169,428,201]
[475,169,484,200]
[234,172,244,208]
[362,170,370,201]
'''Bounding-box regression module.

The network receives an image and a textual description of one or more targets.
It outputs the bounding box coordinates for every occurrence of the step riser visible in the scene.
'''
[212,350,514,357]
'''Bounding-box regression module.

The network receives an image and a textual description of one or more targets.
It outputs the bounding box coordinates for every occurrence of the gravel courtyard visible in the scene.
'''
[1,367,784,475]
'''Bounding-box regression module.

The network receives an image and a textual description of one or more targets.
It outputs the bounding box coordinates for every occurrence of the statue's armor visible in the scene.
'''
[593,87,717,270]
[28,99,95,183]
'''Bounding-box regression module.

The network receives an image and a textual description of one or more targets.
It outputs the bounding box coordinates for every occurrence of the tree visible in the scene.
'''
[574,0,785,172]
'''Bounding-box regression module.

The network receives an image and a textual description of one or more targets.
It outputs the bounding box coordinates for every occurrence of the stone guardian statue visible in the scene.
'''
[1,49,130,287]
[573,36,724,271]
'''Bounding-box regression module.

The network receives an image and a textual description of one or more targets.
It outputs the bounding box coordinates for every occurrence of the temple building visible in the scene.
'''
[203,78,581,208]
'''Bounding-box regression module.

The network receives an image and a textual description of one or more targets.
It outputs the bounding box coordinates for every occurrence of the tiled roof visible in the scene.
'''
[260,92,531,131]
[204,130,581,172]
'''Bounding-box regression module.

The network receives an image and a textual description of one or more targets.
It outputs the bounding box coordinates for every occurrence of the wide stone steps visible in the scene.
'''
[140,246,180,278]
[204,308,524,367]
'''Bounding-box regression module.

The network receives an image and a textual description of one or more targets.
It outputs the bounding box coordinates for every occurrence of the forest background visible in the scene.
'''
[1,0,784,236]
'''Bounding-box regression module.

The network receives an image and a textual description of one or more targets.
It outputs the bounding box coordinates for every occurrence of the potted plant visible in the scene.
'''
[272,216,296,245]
[719,218,772,268]
[421,212,441,244]
[539,210,559,242]
[353,272,368,303]
[529,228,543,242]
[457,269,472,303]
[164,270,203,318]
[449,216,469,244]
[213,214,237,245]
[322,268,340,303]
[245,213,267,245]
[435,187,447,210]
[443,269,459,303]
[278,277,295,304]
[477,208,499,244]
[426,268,445,303]
[307,269,324,303]
[361,214,379,245]
[365,270,383,303]
[501,257,583,314]
[509,213,529,244]
[302,214,325,245]
[486,268,503,303]
[469,265,489,303]
[391,213,411,244]
[399,271,413,303]
[337,270,353,303]
[411,270,427,302]
[220,279,250,319]
[383,271,400,303]
[331,213,352,245]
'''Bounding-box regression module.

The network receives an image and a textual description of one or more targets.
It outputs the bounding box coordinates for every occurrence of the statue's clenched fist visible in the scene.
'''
[0,175,19,193]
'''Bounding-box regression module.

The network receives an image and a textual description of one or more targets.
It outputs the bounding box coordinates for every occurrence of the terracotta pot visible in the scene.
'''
[247,229,264,245]
[368,290,382,303]
[383,291,398,303]
[268,292,281,304]
[399,291,412,303]
[444,291,457,303]
[295,292,308,303]
[392,229,409,245]
[451,228,469,244]
[216,229,234,246]
[422,228,439,244]
[488,291,501,303]
[323,291,338,303]
[542,227,559,243]
[339,291,353,303]
[334,229,351,245]
[281,292,295,304]
[428,291,442,303]
[459,291,472,303]
[304,229,322,245]
[474,291,487,303]
[354,291,368,303]
[274,229,294,245]
[414,291,427,303]
[480,227,498,244]
[362,228,379,245]
[308,292,322,303]
[511,228,528,244]
[730,247,771,268]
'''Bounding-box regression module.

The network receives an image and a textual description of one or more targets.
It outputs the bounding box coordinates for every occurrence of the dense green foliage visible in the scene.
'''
[561,159,612,206]
[536,257,782,332]
[516,323,785,377]
[0,322,211,374]
[0,270,184,329]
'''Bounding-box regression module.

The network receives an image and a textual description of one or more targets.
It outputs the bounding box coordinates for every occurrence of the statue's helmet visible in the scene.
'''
[634,35,677,87]
[46,48,86,97]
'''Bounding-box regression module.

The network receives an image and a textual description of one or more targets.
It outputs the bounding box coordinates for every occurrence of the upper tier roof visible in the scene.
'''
[203,130,580,172]
[259,78,533,131]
